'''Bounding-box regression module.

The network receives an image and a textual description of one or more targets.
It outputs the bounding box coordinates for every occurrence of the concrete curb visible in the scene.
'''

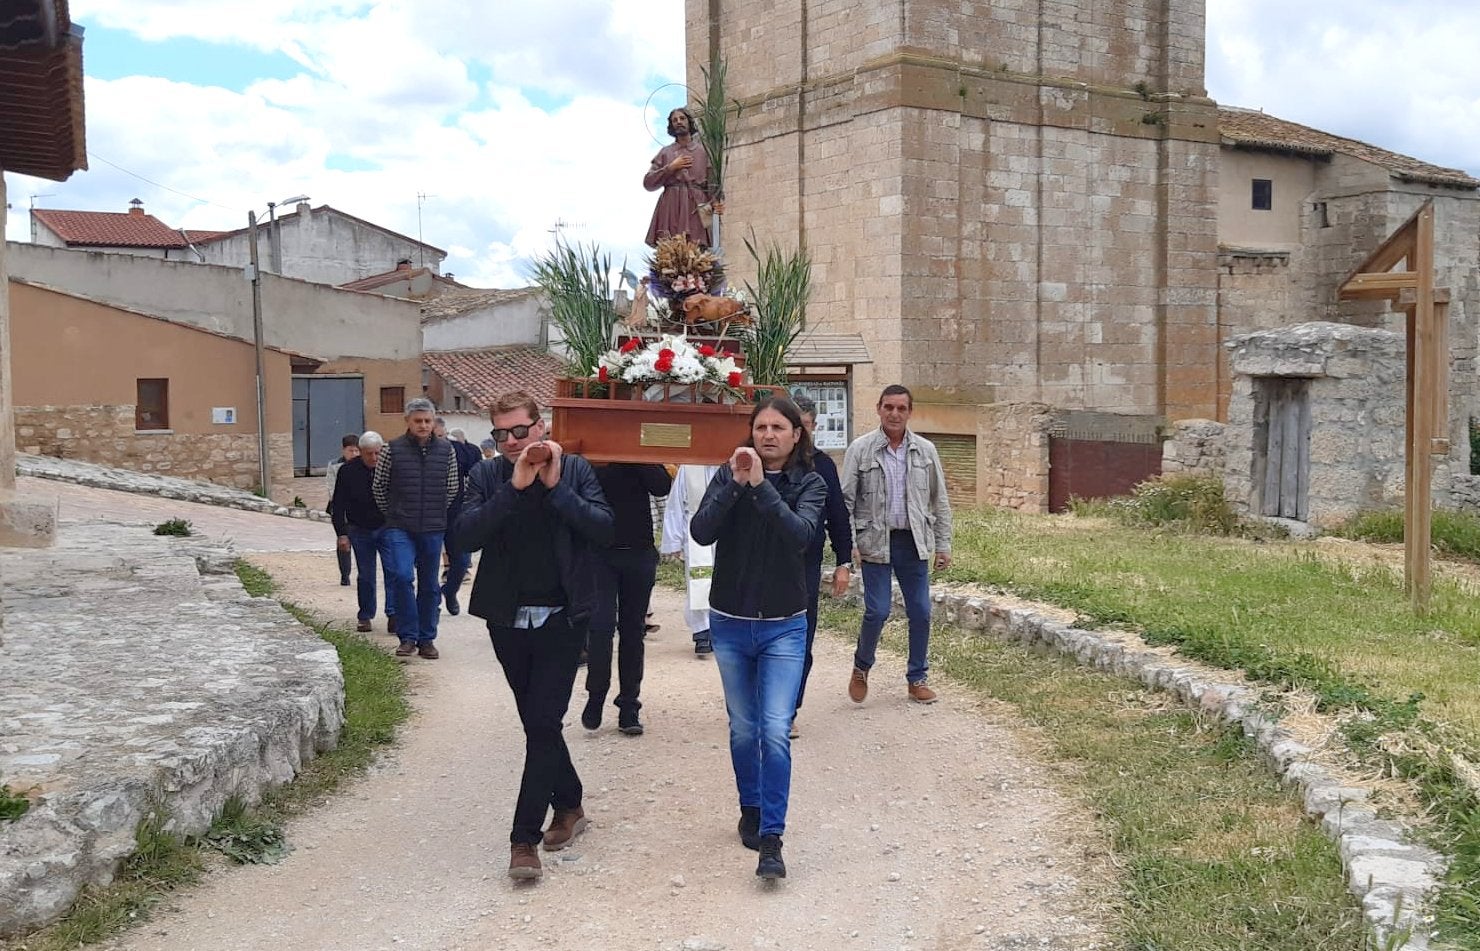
[0,530,345,938]
[16,454,330,522]
[836,577,1449,949]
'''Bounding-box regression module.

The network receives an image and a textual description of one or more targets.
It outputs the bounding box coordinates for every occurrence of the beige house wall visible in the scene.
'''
[8,280,295,492]
[1217,149,1315,249]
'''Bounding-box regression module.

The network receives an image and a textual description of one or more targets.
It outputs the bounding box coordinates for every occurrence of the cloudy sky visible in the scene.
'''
[5,0,1477,288]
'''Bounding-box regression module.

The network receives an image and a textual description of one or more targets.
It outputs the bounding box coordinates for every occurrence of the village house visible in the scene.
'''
[0,0,88,546]
[695,0,1479,516]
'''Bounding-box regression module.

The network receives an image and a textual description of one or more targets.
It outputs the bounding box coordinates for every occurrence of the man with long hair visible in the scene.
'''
[643,106,722,248]
[691,395,826,880]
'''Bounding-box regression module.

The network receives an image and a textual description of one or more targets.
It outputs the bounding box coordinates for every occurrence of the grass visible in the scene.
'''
[942,507,1480,946]
[4,561,409,951]
[151,518,192,537]
[818,600,1370,951]
[1,785,32,822]
[1335,507,1480,563]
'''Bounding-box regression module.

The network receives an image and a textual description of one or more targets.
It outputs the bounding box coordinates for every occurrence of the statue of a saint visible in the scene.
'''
[644,107,723,248]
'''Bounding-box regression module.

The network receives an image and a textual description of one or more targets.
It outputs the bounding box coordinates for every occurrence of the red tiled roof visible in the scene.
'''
[182,229,231,244]
[32,209,189,248]
[423,347,564,411]
[1219,107,1479,189]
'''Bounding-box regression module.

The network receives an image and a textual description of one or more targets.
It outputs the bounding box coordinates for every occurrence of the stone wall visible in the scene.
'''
[14,404,294,496]
[1450,474,1480,513]
[1161,418,1226,479]
[977,402,1054,512]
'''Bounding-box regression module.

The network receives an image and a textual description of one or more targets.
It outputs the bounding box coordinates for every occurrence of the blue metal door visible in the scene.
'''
[294,376,365,475]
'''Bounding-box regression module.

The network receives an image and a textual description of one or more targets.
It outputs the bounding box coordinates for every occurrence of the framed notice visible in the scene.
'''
[789,382,849,450]
[211,407,237,425]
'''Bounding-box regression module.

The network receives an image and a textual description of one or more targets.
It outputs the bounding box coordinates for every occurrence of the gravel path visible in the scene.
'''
[107,548,1109,951]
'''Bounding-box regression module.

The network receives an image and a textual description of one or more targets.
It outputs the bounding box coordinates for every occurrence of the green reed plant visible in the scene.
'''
[531,241,618,377]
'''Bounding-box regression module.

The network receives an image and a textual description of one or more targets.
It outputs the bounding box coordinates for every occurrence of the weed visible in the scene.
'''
[1,784,32,822]
[204,798,289,865]
[1141,110,1167,127]
[1335,507,1480,563]
[1133,79,1152,100]
[151,518,192,537]
[291,496,306,509]
[233,560,275,597]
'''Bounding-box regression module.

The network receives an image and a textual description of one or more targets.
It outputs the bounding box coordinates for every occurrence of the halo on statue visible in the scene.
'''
[642,82,698,147]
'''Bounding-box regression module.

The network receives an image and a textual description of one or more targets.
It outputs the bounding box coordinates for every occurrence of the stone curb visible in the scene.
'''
[16,454,330,522]
[0,531,345,938]
[836,577,1449,949]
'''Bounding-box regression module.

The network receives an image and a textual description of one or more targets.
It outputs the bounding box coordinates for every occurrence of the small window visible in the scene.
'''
[379,386,405,414]
[1251,178,1273,211]
[453,394,464,411]
[1313,201,1330,228]
[136,379,169,430]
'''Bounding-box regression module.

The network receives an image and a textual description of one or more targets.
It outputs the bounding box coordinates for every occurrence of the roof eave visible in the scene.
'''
[0,18,87,181]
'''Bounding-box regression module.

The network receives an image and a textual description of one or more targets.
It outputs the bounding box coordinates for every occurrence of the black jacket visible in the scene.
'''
[690,463,826,619]
[594,463,671,548]
[445,439,483,551]
[807,449,853,566]
[330,458,384,535]
[450,452,614,628]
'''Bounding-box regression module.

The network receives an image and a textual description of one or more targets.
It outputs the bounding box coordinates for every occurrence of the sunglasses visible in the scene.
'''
[491,424,536,443]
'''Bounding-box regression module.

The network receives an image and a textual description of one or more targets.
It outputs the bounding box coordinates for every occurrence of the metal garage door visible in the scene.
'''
[292,375,365,474]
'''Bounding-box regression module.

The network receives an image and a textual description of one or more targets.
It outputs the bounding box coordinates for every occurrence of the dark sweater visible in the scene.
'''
[330,459,384,535]
[808,449,853,566]
[593,463,671,549]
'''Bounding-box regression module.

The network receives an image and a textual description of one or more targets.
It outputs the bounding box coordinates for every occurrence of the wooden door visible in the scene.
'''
[1257,378,1311,520]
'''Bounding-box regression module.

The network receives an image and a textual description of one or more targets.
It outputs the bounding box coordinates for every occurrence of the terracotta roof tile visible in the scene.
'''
[32,209,189,248]
[182,229,230,244]
[421,287,541,322]
[1219,107,1479,188]
[423,347,564,411]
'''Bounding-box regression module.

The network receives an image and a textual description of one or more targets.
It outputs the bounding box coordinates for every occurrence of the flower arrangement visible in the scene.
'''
[597,333,743,389]
[646,234,725,306]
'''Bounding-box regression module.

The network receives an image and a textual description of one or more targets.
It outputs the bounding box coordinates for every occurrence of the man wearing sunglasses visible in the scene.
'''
[450,390,614,881]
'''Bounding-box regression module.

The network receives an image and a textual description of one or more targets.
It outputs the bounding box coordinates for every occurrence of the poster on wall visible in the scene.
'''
[789,382,849,450]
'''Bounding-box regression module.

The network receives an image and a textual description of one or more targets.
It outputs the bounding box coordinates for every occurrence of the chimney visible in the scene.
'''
[128,198,144,216]
[396,258,413,271]
[296,201,311,216]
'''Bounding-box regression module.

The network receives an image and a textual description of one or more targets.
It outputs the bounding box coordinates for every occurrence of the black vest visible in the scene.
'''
[384,433,453,533]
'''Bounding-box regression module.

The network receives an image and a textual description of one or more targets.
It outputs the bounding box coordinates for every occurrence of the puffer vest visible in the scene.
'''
[384,433,453,533]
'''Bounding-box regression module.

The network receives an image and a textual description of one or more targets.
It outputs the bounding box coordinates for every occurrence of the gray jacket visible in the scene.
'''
[840,428,953,564]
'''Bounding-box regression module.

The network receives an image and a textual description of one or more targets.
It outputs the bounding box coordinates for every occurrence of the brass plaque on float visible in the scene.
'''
[640,423,692,448]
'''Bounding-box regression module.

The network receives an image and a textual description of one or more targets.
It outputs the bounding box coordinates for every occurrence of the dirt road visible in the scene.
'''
[109,548,1108,951]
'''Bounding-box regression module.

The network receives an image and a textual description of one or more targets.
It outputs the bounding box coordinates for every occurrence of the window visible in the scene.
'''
[453,394,464,411]
[1313,201,1330,228]
[379,386,405,414]
[1251,178,1273,211]
[136,379,169,431]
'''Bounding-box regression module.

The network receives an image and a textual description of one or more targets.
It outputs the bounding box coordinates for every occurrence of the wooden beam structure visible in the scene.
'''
[1338,200,1448,611]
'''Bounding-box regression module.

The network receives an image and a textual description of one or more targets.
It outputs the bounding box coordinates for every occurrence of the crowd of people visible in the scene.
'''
[325,385,954,883]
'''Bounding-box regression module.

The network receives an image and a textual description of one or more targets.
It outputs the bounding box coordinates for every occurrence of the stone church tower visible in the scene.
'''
[688,0,1223,506]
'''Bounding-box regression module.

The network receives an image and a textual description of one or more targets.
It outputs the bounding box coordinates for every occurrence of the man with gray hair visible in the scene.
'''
[332,431,396,634]
[373,397,460,659]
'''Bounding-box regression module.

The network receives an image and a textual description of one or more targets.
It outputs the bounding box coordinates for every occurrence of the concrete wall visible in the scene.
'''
[195,205,446,286]
[422,295,547,351]
[8,281,295,491]
[1218,149,1316,249]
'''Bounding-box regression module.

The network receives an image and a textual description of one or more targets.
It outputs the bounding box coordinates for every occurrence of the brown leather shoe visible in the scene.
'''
[508,843,542,879]
[908,681,939,704]
[848,667,868,703]
[417,642,440,660]
[394,639,416,657]
[541,807,589,851]
[356,620,372,633]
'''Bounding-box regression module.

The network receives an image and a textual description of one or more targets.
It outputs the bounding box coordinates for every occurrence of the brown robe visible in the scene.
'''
[644,139,713,248]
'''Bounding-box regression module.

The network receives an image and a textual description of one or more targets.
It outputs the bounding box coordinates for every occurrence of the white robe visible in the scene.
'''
[660,464,719,635]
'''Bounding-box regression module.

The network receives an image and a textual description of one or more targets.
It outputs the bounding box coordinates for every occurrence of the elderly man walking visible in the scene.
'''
[332,431,396,634]
[840,385,953,704]
[373,398,460,660]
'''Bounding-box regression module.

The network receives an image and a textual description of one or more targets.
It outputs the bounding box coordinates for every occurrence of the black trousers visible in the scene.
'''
[795,554,823,711]
[584,546,658,714]
[489,612,584,845]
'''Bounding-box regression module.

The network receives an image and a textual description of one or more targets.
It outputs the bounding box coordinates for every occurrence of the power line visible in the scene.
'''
[85,151,237,210]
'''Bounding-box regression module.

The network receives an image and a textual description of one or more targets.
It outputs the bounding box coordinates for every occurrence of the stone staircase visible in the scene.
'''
[0,520,344,938]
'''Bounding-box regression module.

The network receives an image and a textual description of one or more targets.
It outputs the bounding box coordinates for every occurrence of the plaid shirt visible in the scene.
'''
[882,435,910,529]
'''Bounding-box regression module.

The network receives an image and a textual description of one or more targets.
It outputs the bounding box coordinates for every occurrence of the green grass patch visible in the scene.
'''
[940,508,1480,946]
[5,563,409,951]
[1,784,32,822]
[819,601,1370,951]
[1334,508,1480,563]
[151,518,193,537]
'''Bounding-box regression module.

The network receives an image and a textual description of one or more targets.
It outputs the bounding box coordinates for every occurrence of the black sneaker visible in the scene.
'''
[756,835,785,880]
[444,591,460,616]
[738,806,760,851]
[581,696,602,730]
[694,633,713,656]
[618,712,644,736]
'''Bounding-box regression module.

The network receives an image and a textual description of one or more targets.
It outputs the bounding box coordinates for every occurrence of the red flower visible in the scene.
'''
[727,371,743,387]
[658,348,675,360]
[598,366,609,382]
[698,344,716,357]
[655,358,673,373]
[620,338,640,353]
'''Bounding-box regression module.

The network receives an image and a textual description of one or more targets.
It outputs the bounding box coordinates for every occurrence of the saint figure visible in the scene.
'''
[644,107,721,248]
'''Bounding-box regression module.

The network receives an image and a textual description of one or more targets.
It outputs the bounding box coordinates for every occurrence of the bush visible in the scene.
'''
[1336,508,1480,562]
[1070,474,1241,536]
[1471,418,1480,475]
[152,518,192,537]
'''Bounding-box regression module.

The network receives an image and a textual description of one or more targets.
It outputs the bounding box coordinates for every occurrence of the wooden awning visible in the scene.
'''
[786,332,872,367]
[0,0,87,181]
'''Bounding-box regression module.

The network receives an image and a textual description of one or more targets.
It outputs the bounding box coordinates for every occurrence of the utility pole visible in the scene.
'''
[246,211,272,497]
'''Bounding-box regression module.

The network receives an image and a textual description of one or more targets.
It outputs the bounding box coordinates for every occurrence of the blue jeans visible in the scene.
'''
[855,529,932,683]
[442,547,472,606]
[348,527,396,622]
[709,612,807,838]
[379,528,444,643]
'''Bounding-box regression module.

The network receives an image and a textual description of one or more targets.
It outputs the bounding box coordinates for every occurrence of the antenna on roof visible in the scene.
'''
[416,191,436,268]
[29,193,54,209]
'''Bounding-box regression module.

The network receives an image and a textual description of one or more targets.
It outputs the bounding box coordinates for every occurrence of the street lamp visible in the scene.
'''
[264,194,309,274]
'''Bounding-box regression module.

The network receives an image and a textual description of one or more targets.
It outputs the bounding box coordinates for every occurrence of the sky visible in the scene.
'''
[5,0,1479,289]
